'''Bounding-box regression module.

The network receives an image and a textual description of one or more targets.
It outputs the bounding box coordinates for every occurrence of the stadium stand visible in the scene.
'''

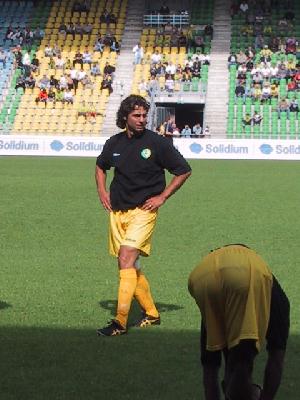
[0,0,50,134]
[129,0,213,133]
[0,0,298,138]
[227,0,300,139]
[0,0,127,136]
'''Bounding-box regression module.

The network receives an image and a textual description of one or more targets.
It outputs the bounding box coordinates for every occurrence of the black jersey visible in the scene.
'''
[96,129,191,211]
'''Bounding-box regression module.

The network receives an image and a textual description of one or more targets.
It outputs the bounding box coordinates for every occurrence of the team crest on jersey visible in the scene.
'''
[141,148,151,159]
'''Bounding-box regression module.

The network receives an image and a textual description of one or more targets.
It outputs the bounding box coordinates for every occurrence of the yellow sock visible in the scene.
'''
[116,268,137,328]
[134,272,159,318]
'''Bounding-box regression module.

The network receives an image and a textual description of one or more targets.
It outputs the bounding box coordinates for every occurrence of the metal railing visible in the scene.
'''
[143,14,189,28]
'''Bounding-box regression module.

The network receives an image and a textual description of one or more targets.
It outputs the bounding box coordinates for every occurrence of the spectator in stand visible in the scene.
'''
[181,124,192,138]
[166,61,176,79]
[171,123,181,137]
[55,87,65,103]
[111,12,118,24]
[193,34,205,53]
[103,61,115,77]
[110,39,120,54]
[138,79,148,95]
[77,69,87,85]
[30,53,40,73]
[66,73,74,91]
[70,68,79,93]
[252,83,262,101]
[77,100,89,120]
[287,79,296,92]
[53,44,61,57]
[100,9,110,23]
[147,75,160,97]
[163,116,175,142]
[269,63,279,80]
[55,54,65,70]
[44,43,53,57]
[82,47,93,67]
[270,83,279,98]
[48,56,55,69]
[150,50,162,65]
[252,112,263,125]
[35,88,48,107]
[277,98,290,118]
[261,82,272,102]
[260,45,273,63]
[255,34,264,50]
[276,62,288,81]
[203,125,211,137]
[242,113,252,129]
[15,74,26,91]
[228,52,237,69]
[75,23,83,38]
[38,21,47,37]
[82,74,94,91]
[268,36,280,52]
[47,87,56,106]
[192,122,203,138]
[261,63,271,80]
[237,63,247,80]
[132,43,144,65]
[294,71,300,88]
[63,88,74,104]
[101,73,113,94]
[49,75,59,89]
[236,50,247,65]
[66,22,76,39]
[25,74,36,90]
[73,50,83,69]
[252,70,263,85]
[91,62,101,76]
[94,36,104,53]
[59,23,67,37]
[289,98,299,114]
[165,74,175,94]
[235,81,246,102]
[82,23,93,36]
[178,31,187,50]
[38,74,50,90]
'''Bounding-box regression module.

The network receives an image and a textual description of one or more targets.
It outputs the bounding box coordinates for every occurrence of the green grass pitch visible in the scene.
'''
[0,156,299,400]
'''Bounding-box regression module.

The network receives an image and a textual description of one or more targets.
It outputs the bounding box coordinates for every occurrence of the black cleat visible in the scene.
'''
[96,320,127,337]
[135,313,161,328]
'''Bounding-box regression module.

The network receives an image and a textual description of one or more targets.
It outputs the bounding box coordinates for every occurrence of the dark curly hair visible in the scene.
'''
[116,95,150,129]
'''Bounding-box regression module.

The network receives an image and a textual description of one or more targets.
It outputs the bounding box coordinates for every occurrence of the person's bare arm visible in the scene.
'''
[260,349,286,400]
[95,165,112,211]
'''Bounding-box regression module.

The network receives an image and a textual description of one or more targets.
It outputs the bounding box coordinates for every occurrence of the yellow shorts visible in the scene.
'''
[109,208,158,257]
[188,245,273,351]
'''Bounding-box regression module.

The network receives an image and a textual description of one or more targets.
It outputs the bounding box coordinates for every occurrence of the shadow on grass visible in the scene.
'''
[99,299,183,319]
[0,301,11,310]
[0,326,298,400]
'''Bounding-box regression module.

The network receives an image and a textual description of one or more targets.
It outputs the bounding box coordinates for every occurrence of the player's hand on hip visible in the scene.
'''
[141,195,165,211]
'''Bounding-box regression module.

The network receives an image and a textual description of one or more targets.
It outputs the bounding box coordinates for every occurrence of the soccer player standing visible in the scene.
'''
[95,94,191,336]
[188,244,290,400]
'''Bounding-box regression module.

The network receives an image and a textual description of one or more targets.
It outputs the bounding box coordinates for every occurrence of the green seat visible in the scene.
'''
[183,82,191,91]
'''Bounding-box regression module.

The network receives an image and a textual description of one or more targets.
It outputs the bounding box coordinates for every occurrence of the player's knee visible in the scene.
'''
[118,247,138,269]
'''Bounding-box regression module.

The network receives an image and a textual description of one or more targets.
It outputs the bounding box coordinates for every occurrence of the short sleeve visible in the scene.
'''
[156,137,191,176]
[96,138,113,171]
